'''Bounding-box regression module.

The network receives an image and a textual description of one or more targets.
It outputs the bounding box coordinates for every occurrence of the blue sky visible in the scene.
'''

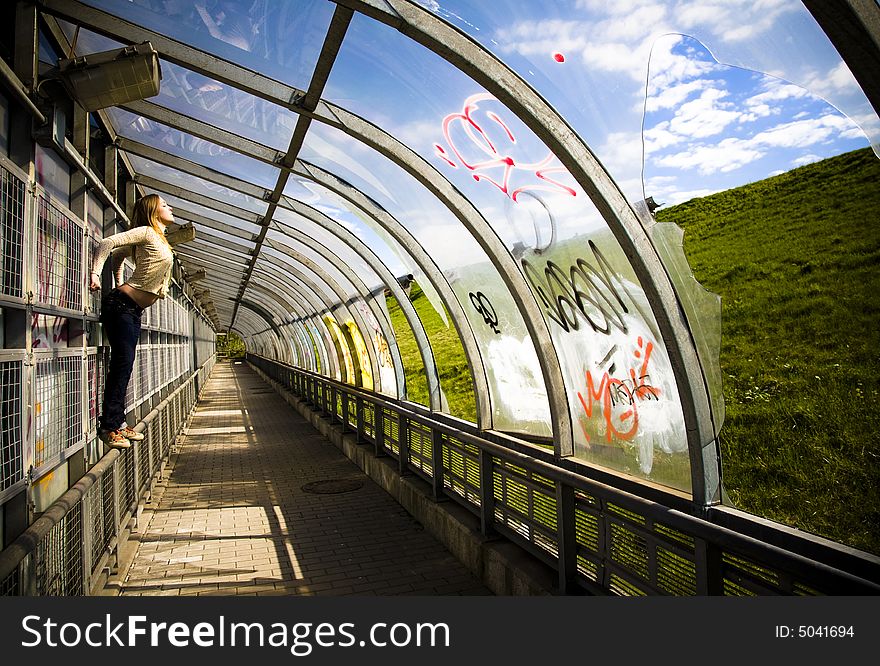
[640,35,870,205]
[420,0,878,207]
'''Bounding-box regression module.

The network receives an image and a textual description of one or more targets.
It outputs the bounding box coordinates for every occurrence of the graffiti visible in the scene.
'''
[434,93,577,202]
[469,291,501,334]
[31,313,69,349]
[374,332,392,367]
[522,240,629,334]
[506,190,556,256]
[577,336,661,445]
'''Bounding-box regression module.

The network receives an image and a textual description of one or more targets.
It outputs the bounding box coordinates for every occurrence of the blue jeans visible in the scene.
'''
[99,288,143,432]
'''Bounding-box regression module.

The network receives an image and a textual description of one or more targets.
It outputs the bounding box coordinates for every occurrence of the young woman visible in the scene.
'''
[89,194,176,449]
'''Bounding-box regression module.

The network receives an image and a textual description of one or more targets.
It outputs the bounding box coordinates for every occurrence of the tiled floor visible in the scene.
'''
[116,361,492,596]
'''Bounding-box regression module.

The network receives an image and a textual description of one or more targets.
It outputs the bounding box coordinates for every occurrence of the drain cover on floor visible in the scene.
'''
[301,479,364,494]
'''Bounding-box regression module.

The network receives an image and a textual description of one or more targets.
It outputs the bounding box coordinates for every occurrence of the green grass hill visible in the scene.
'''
[656,147,880,554]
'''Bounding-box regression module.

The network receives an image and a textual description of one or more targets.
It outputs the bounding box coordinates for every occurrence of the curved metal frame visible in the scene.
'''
[40,0,717,500]
[124,135,445,409]
[264,233,405,398]
[335,0,719,501]
[257,242,382,392]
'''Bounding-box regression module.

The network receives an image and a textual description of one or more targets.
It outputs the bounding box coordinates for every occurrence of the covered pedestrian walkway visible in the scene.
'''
[1,0,880,598]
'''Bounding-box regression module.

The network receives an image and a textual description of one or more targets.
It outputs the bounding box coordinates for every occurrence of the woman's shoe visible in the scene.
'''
[99,429,131,449]
[118,426,145,442]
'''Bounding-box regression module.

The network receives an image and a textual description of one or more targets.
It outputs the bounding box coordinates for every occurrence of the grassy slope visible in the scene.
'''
[386,283,477,422]
[656,147,880,553]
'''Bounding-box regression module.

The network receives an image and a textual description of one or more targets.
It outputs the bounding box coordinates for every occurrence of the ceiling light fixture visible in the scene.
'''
[57,41,161,112]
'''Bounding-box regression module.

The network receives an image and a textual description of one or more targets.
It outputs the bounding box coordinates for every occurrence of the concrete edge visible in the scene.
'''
[252,366,559,596]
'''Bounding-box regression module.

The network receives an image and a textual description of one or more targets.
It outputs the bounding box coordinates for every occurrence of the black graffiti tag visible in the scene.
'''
[469,291,501,334]
[521,240,629,335]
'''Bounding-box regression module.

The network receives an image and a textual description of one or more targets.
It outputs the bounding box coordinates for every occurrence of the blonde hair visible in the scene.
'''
[131,194,170,246]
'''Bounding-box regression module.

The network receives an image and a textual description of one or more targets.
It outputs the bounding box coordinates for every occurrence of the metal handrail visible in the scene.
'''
[250,353,880,595]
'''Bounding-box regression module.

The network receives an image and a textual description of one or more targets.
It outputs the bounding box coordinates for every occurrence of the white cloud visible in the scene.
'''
[394,119,441,154]
[657,137,765,175]
[654,113,858,176]
[739,79,810,120]
[791,154,822,167]
[750,113,851,148]
[647,36,718,89]
[597,130,645,177]
[685,0,799,43]
[643,122,682,154]
[645,79,706,112]
[800,61,860,102]
[667,87,741,138]
[582,40,654,79]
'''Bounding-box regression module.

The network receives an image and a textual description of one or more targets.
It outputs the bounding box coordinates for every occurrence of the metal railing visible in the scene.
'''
[249,354,880,596]
[0,357,215,596]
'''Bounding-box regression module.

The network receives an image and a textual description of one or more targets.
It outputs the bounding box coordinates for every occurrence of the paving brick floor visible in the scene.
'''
[117,361,492,596]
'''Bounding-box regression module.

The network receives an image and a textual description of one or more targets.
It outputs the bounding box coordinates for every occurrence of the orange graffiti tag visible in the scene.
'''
[577,337,661,444]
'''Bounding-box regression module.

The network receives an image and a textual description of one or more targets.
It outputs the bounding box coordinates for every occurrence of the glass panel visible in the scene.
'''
[281,178,451,329]
[254,253,338,315]
[185,221,255,249]
[252,266,337,379]
[79,0,336,90]
[142,189,263,236]
[187,237,250,260]
[300,120,552,438]
[322,312,354,385]
[641,35,869,207]
[322,16,689,488]
[105,107,280,189]
[151,60,296,150]
[275,205,385,293]
[58,22,298,150]
[266,230,360,300]
[126,155,272,213]
[410,2,879,538]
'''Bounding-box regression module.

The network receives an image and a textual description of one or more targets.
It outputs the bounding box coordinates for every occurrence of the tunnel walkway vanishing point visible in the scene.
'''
[104,361,494,597]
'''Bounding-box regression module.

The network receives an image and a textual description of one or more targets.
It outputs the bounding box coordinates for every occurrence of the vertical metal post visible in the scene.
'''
[22,183,36,528]
[340,387,349,432]
[81,484,93,593]
[355,395,365,444]
[398,414,409,475]
[478,449,496,537]
[556,482,577,594]
[374,404,385,457]
[14,2,38,95]
[430,428,445,501]
[694,537,724,595]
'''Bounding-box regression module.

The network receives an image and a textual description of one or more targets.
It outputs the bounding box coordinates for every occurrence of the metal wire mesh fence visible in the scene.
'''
[0,360,24,494]
[0,163,25,301]
[0,368,212,596]
[0,152,216,596]
[35,195,83,313]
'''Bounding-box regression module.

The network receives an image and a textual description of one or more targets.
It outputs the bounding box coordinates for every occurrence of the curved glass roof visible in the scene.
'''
[39,0,878,510]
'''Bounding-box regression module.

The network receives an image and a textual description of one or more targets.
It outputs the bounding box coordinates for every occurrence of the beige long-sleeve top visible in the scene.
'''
[91,226,174,299]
